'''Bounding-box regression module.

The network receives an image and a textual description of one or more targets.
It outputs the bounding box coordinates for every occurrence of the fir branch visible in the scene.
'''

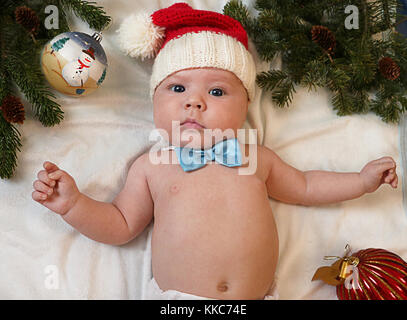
[0,114,22,179]
[331,88,355,116]
[371,97,401,122]
[254,0,275,11]
[381,0,392,28]
[5,54,63,127]
[253,31,286,62]
[301,60,330,91]
[0,72,9,103]
[327,64,351,92]
[58,0,111,31]
[369,0,399,32]
[256,70,289,92]
[348,52,377,89]
[353,90,370,114]
[225,0,407,122]
[223,0,252,30]
[256,70,296,107]
[258,9,284,32]
[272,80,296,108]
[370,82,407,122]
[326,65,357,115]
[0,30,10,103]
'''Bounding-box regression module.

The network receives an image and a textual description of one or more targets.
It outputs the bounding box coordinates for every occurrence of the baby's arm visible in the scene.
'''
[32,153,153,245]
[264,147,398,206]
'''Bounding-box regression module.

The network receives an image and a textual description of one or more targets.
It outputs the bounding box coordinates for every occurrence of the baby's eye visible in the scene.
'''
[170,85,185,93]
[209,88,224,97]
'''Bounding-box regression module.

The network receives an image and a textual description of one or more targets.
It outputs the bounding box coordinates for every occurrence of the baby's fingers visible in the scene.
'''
[374,160,396,174]
[33,180,53,196]
[32,190,47,202]
[373,156,396,165]
[48,169,69,183]
[43,161,59,172]
[37,170,56,187]
[382,167,398,188]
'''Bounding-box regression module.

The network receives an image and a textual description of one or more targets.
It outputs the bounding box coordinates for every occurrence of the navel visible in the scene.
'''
[170,184,180,194]
[217,281,229,293]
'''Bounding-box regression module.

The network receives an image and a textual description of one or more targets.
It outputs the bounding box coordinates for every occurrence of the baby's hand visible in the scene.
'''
[359,157,398,193]
[32,161,80,215]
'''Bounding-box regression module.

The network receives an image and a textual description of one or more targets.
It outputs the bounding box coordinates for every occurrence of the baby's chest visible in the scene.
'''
[148,162,267,204]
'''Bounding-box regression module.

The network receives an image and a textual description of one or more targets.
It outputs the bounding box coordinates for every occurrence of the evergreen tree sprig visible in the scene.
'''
[224,0,407,123]
[58,0,112,32]
[0,114,22,179]
[5,54,64,127]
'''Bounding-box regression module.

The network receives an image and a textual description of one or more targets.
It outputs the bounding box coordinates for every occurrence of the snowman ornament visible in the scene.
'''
[41,31,108,96]
[62,47,95,87]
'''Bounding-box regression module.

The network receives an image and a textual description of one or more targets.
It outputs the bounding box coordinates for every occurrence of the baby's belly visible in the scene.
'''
[151,171,279,299]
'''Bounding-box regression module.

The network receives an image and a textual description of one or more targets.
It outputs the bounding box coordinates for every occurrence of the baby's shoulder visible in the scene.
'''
[132,148,178,175]
[128,152,151,177]
[249,143,279,171]
[238,143,276,178]
[241,143,274,159]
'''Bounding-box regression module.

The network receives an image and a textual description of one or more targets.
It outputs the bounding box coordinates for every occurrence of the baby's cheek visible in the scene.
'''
[154,110,175,132]
[215,108,246,130]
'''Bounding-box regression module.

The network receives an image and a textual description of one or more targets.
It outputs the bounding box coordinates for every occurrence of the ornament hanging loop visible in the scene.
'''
[92,32,102,43]
[323,245,359,281]
[93,16,113,43]
[323,244,352,261]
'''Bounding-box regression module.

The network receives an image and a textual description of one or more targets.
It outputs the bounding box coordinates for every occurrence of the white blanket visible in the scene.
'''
[1,0,406,299]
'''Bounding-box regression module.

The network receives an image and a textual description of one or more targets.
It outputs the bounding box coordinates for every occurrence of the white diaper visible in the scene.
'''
[144,277,278,300]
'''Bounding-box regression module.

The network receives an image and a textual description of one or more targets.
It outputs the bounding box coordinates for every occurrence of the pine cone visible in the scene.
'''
[311,25,336,54]
[15,6,40,35]
[379,57,401,80]
[0,95,25,124]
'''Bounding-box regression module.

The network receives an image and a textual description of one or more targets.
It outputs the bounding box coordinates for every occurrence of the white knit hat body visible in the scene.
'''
[150,31,256,101]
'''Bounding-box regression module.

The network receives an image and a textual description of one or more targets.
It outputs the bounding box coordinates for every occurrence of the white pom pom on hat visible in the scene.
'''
[117,13,165,60]
[117,2,256,102]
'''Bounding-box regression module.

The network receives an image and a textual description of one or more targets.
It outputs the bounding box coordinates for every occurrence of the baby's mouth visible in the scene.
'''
[180,119,205,129]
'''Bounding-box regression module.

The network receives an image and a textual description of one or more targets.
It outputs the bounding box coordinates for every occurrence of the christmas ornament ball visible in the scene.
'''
[41,32,107,96]
[337,248,407,300]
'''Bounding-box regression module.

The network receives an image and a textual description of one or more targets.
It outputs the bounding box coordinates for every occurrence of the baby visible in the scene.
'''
[32,3,398,300]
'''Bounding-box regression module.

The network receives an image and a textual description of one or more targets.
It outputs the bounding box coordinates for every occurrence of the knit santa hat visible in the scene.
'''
[117,3,256,101]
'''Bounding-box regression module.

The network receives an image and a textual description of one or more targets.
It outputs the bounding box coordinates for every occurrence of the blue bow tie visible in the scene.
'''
[174,138,242,172]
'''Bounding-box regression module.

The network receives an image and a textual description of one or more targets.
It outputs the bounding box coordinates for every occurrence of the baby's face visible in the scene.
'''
[153,68,249,148]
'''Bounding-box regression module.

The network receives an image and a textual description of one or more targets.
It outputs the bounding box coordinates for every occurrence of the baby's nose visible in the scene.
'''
[185,97,206,111]
[185,101,206,111]
[185,103,203,109]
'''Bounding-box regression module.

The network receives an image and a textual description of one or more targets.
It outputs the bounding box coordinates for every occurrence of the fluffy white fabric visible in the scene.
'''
[1,0,406,299]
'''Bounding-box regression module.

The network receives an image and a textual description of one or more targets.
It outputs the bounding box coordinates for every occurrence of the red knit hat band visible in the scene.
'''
[151,3,248,52]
